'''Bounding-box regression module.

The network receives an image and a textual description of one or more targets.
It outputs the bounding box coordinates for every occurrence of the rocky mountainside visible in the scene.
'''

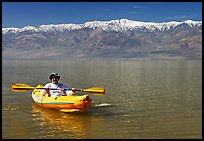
[2,19,202,59]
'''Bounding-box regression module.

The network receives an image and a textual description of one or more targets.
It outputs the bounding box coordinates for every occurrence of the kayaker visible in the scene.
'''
[40,72,75,97]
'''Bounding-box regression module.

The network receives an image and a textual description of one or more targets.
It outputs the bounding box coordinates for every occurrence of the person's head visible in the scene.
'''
[49,72,60,84]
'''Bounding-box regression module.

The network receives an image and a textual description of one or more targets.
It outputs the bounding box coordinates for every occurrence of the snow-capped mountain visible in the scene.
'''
[2,19,202,59]
[2,19,202,34]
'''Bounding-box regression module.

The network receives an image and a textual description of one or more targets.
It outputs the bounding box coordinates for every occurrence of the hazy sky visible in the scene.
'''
[2,2,202,28]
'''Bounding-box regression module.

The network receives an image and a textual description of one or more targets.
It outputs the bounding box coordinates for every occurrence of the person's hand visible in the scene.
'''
[71,88,76,93]
[46,88,51,97]
[46,87,50,92]
[62,90,67,96]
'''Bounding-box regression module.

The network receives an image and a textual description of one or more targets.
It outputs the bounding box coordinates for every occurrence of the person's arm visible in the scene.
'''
[40,89,46,96]
[64,88,75,96]
[60,83,76,96]
[64,88,76,95]
[40,84,51,97]
[69,88,76,95]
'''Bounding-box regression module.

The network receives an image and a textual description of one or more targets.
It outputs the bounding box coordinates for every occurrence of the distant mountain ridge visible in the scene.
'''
[2,19,202,59]
[2,19,202,34]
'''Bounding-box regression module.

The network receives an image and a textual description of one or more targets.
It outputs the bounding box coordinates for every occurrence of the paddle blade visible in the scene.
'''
[87,91,105,96]
[82,87,105,93]
[11,83,35,92]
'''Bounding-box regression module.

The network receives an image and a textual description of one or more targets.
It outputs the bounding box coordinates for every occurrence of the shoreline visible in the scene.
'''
[2,56,202,61]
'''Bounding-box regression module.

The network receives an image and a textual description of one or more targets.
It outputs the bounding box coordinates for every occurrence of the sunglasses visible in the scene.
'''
[51,76,59,79]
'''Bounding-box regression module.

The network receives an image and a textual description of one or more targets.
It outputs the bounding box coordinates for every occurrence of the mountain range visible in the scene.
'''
[2,19,202,59]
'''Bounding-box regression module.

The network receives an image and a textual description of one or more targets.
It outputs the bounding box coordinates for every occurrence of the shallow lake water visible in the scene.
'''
[2,59,202,139]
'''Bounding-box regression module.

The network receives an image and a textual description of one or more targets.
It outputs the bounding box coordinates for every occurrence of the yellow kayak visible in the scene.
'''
[31,84,92,112]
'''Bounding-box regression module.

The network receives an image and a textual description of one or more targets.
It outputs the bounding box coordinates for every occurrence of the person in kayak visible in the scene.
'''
[40,72,75,97]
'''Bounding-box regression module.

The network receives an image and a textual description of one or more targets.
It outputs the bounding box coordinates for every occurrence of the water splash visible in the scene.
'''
[94,103,112,107]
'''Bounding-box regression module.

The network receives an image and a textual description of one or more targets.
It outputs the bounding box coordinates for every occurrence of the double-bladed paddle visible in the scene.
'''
[11,83,105,96]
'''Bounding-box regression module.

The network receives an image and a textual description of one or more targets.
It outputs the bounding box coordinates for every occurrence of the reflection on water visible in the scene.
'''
[31,103,111,139]
[2,59,202,139]
[31,105,90,139]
